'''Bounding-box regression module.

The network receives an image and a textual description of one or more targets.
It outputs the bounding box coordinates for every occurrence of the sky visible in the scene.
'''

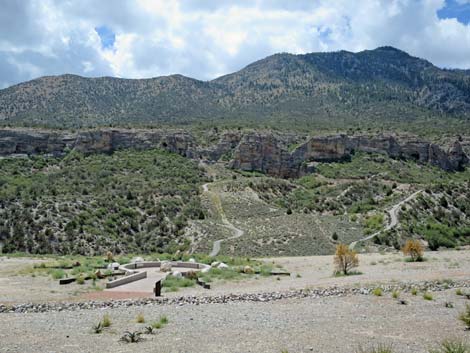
[0,0,469,88]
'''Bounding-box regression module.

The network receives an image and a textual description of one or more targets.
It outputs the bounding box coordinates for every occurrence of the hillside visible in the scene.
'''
[0,149,207,254]
[0,47,469,132]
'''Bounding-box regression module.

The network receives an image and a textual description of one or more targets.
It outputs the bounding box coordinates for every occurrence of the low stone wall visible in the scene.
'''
[121,261,208,272]
[106,271,147,289]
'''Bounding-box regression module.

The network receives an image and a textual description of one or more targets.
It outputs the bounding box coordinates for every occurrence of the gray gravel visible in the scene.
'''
[1,286,470,353]
[2,279,469,314]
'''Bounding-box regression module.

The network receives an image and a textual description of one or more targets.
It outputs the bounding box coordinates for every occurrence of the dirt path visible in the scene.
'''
[202,183,245,257]
[350,190,422,249]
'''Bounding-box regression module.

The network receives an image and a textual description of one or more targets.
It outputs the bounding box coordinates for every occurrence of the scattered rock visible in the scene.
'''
[0,280,468,314]
[172,271,182,278]
[243,266,254,274]
[217,263,229,269]
[160,262,172,272]
[107,262,120,270]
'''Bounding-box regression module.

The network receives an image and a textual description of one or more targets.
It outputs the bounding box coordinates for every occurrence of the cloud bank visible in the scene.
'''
[0,0,469,88]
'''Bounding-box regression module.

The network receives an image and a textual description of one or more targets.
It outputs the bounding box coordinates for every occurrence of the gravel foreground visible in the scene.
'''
[1,281,470,353]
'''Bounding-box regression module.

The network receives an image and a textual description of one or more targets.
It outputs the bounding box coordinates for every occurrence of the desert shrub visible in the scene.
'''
[136,313,145,323]
[162,275,195,291]
[456,288,464,296]
[402,239,424,262]
[373,288,383,297]
[459,305,470,330]
[423,292,433,301]
[51,269,65,280]
[392,290,399,299]
[334,243,359,275]
[159,315,168,325]
[102,314,111,328]
[411,288,418,296]
[106,251,114,262]
[76,275,85,285]
[429,339,470,353]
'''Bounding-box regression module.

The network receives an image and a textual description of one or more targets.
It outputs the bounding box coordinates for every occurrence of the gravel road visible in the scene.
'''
[202,182,245,257]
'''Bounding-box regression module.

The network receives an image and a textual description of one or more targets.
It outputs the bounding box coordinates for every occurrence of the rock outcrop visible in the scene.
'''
[0,128,467,176]
[0,128,197,158]
[230,133,469,177]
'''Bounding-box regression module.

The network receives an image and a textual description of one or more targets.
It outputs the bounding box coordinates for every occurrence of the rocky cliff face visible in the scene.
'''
[230,133,469,176]
[0,128,467,176]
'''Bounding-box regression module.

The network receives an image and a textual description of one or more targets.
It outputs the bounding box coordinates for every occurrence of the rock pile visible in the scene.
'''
[1,280,468,314]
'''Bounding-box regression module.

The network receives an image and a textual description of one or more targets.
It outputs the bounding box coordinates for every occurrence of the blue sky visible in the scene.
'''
[0,0,469,88]
[438,0,470,23]
[95,26,116,49]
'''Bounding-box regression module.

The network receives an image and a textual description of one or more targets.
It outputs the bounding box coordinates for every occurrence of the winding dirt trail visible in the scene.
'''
[349,190,422,249]
[202,183,245,257]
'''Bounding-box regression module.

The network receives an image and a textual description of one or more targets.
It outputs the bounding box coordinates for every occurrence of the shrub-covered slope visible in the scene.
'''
[0,149,207,255]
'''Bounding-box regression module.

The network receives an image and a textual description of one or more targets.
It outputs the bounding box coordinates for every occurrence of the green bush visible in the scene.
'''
[423,292,433,301]
[373,288,383,297]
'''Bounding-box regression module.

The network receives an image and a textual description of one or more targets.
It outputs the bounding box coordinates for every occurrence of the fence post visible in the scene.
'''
[154,280,162,297]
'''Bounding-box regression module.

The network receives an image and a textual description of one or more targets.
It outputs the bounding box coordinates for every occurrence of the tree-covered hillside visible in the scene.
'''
[0,149,207,255]
[0,47,469,133]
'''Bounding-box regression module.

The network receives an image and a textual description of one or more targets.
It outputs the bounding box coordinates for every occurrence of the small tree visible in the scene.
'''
[334,243,359,275]
[106,251,114,262]
[402,239,424,262]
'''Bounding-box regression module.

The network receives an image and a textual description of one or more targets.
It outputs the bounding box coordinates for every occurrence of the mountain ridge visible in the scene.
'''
[1,46,469,129]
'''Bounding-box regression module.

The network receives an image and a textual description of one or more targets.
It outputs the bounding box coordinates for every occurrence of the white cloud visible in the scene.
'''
[0,0,469,87]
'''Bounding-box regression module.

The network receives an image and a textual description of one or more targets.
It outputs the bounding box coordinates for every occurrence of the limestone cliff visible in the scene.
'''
[0,128,467,176]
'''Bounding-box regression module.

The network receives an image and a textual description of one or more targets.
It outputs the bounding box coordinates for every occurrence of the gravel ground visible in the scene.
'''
[1,251,470,353]
[1,288,469,353]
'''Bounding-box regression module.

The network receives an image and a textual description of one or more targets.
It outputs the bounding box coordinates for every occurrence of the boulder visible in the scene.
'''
[160,262,172,272]
[217,262,229,269]
[201,267,211,273]
[243,265,254,274]
[172,271,182,278]
[211,261,220,268]
[107,262,120,270]
[188,258,196,263]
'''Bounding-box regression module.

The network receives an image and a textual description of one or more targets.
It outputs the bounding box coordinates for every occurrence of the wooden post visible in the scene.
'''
[154,280,162,297]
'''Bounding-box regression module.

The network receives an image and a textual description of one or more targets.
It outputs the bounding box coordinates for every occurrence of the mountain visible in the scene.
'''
[0,46,469,129]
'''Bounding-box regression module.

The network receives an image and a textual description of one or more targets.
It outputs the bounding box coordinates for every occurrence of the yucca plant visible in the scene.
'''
[429,339,470,353]
[120,331,143,343]
[92,322,103,334]
[459,304,470,330]
[144,326,155,335]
